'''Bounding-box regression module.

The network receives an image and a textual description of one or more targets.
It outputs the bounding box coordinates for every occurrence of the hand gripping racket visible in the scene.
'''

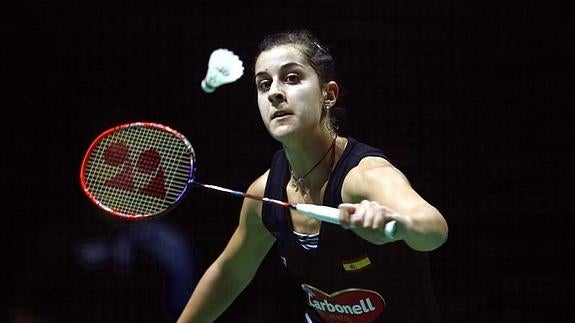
[79,122,397,239]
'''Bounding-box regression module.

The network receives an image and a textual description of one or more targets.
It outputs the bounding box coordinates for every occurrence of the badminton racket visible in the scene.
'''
[79,122,397,239]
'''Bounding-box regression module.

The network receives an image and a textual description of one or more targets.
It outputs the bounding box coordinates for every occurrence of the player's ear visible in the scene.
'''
[323,81,339,107]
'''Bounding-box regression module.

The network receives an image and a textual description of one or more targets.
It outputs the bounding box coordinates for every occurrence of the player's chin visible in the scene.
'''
[268,124,298,141]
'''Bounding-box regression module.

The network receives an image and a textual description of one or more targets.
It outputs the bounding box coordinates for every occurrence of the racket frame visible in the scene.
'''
[80,121,196,219]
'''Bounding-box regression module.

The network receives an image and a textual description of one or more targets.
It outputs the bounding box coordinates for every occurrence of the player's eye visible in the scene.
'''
[257,79,271,92]
[285,73,300,84]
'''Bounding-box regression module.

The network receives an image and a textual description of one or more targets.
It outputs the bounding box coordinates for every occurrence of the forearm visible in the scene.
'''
[177,260,253,323]
[397,204,448,252]
[341,200,448,250]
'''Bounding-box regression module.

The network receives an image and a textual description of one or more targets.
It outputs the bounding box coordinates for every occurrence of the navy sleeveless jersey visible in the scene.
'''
[262,138,441,323]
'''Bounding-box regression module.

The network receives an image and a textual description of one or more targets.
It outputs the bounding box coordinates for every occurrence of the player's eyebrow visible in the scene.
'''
[255,62,306,78]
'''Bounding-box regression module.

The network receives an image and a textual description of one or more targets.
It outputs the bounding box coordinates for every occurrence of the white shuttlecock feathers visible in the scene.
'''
[201,48,244,93]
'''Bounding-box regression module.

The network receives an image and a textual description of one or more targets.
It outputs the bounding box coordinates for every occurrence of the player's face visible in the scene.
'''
[255,45,325,140]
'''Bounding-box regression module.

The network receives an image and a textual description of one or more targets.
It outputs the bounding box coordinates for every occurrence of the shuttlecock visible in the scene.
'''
[201,48,244,93]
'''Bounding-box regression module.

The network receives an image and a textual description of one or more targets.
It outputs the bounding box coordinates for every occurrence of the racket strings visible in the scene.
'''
[84,125,194,217]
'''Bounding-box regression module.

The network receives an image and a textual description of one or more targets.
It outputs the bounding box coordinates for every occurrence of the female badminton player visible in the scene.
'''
[177,30,448,323]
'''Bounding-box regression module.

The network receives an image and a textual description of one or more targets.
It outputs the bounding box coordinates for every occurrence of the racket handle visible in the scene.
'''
[293,204,340,224]
[293,204,397,239]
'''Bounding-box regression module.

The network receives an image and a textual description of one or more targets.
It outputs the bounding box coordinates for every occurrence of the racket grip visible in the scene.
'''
[294,204,397,239]
[294,204,341,224]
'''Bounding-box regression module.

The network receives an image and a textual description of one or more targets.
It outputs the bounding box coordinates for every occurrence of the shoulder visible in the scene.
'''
[245,147,284,198]
[246,170,270,198]
[241,170,270,218]
[342,156,411,202]
[346,156,401,186]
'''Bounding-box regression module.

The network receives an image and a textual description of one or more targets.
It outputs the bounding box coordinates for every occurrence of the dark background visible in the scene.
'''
[4,1,573,322]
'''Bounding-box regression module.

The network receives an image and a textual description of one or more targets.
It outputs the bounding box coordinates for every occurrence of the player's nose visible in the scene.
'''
[267,83,285,105]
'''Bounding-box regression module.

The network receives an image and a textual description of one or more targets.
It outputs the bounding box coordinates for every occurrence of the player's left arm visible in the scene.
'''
[340,157,448,251]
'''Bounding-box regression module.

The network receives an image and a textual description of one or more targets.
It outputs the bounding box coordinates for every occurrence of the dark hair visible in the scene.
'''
[256,29,336,84]
[255,30,344,132]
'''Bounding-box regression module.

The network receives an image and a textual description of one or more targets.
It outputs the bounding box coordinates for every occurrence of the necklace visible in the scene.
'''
[289,136,337,194]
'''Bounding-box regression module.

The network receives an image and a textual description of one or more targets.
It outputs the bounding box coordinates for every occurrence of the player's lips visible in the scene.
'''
[271,110,293,120]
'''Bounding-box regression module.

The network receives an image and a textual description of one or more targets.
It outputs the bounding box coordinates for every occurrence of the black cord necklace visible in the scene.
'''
[290,136,337,194]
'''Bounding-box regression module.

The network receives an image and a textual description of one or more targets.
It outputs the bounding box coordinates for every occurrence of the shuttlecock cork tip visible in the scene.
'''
[201,79,216,93]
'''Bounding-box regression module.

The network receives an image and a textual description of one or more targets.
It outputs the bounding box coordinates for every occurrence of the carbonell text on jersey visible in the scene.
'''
[308,297,376,315]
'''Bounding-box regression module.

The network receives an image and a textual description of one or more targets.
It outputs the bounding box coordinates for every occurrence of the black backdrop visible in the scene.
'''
[5,1,573,322]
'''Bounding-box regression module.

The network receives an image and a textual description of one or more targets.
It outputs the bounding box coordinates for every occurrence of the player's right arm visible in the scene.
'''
[176,171,276,323]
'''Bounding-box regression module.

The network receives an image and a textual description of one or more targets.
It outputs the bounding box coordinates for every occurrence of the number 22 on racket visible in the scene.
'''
[80,122,195,219]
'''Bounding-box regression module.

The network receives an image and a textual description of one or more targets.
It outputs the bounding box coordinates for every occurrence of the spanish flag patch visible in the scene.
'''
[342,254,372,272]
